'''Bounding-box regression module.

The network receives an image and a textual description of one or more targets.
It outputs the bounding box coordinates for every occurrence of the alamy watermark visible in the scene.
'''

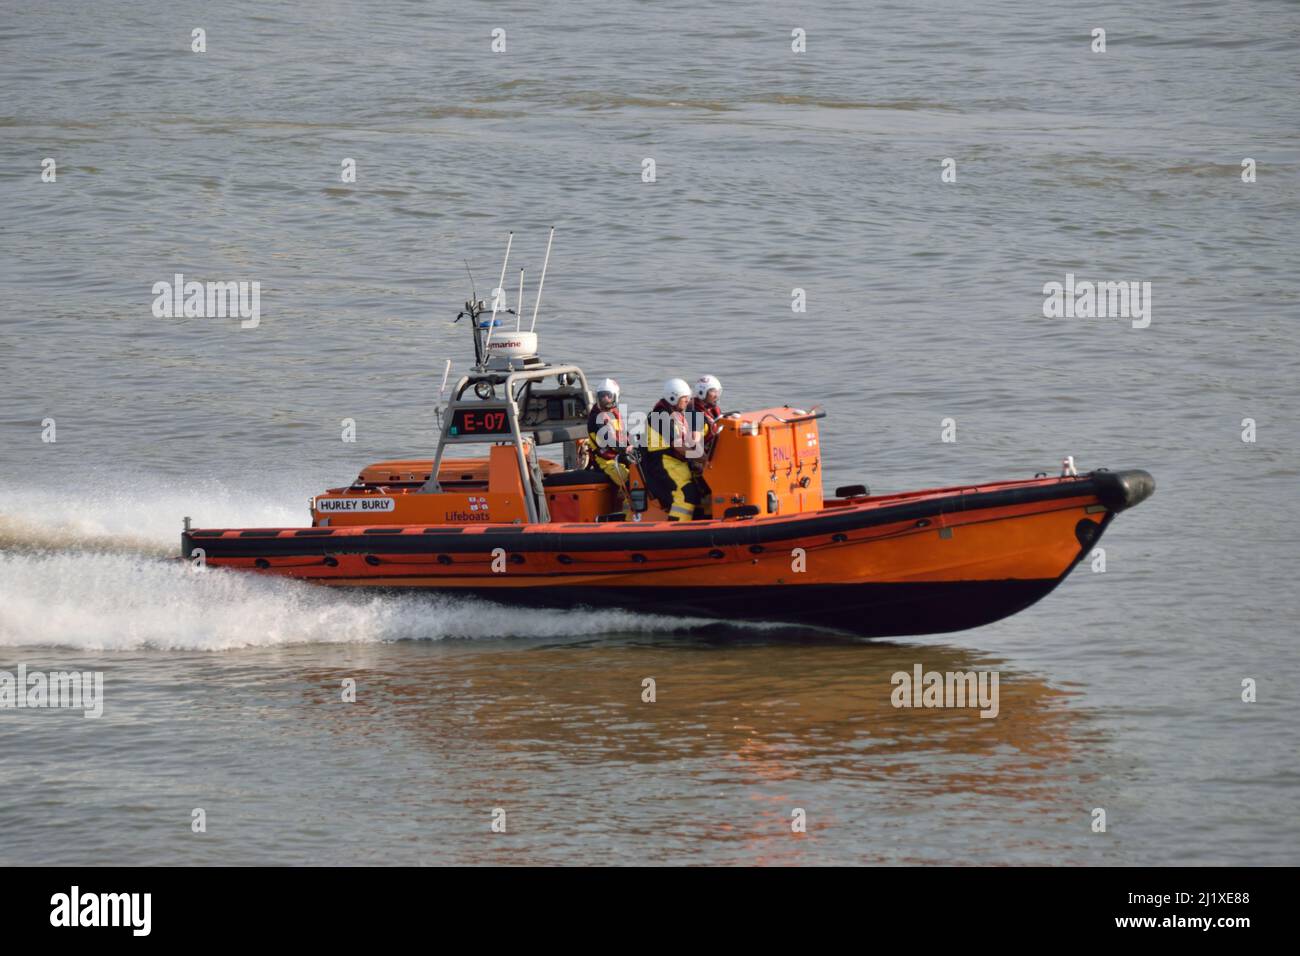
[594,405,710,459]
[891,663,999,718]
[151,273,261,328]
[1043,273,1151,329]
[50,886,150,935]
[0,664,104,718]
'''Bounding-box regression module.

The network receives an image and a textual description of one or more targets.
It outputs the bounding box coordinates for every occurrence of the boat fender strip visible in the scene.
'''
[1091,469,1155,512]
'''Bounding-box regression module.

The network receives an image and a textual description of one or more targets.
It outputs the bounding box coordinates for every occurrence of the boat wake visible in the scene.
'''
[0,478,304,557]
[0,479,708,651]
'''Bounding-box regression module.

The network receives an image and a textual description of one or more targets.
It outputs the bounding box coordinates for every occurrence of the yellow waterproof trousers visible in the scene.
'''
[662,455,695,521]
[594,456,632,517]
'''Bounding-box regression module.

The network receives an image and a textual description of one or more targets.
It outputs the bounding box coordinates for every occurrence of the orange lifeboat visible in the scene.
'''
[185,463,1152,638]
[184,392,1153,638]
[181,239,1154,637]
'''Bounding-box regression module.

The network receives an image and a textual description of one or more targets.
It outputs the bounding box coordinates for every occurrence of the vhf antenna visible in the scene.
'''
[463,259,478,305]
[530,226,554,333]
[481,231,513,364]
[516,267,525,332]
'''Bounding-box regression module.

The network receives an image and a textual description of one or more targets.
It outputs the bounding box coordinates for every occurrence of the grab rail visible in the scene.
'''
[743,406,827,428]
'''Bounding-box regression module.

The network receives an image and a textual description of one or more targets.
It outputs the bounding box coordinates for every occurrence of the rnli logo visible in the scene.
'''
[468,496,488,512]
[315,497,396,513]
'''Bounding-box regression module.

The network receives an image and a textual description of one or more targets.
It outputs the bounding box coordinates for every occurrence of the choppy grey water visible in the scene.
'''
[1,1,1298,865]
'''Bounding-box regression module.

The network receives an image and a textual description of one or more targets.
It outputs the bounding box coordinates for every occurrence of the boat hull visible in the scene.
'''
[333,577,1081,638]
[183,469,1153,637]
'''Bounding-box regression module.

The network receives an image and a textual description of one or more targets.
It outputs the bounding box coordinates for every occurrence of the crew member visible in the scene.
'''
[586,378,630,496]
[692,375,723,456]
[641,378,702,521]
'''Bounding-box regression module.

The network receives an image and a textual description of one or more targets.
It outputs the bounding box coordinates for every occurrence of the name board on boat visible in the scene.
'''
[314,497,396,513]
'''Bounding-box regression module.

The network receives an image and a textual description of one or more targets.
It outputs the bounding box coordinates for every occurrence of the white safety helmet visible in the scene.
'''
[694,374,722,402]
[594,377,620,403]
[663,378,691,404]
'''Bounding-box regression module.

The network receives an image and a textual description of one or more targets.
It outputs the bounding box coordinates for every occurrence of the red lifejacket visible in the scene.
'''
[692,398,720,428]
[649,399,695,461]
[587,404,626,461]
[692,398,720,453]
